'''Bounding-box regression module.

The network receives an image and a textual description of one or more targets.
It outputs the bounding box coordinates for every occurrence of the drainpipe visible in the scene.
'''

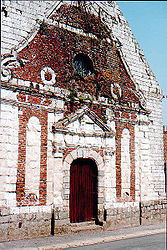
[51,171,55,235]
[139,161,142,225]
[51,204,55,235]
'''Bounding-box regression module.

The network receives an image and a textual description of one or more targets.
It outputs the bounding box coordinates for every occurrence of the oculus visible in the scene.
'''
[73,53,94,78]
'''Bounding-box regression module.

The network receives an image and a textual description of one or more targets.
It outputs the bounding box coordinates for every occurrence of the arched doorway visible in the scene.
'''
[70,158,98,223]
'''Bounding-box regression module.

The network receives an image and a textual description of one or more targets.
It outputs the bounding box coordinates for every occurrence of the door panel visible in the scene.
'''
[70,159,97,223]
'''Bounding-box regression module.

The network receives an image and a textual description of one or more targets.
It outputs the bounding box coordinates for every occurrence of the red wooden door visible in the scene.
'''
[70,159,98,223]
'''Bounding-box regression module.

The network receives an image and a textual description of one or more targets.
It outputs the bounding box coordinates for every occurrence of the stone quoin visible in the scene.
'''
[0,0,166,241]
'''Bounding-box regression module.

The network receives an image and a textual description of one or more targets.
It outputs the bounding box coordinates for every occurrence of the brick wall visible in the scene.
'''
[16,104,48,206]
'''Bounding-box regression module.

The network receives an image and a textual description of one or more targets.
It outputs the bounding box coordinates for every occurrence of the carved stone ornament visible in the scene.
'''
[111,81,146,109]
[41,67,56,85]
[1,54,29,82]
[111,82,122,100]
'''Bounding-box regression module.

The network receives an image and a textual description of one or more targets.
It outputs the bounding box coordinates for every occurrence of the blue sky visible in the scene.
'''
[117,1,167,124]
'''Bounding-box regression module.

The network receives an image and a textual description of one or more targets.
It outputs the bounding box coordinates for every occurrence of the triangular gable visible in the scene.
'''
[1,1,146,110]
[52,106,115,137]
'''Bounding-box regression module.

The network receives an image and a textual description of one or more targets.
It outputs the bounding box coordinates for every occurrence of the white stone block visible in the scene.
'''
[64,154,73,164]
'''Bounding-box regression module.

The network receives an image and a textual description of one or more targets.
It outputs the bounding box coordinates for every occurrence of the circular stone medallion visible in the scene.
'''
[41,67,56,85]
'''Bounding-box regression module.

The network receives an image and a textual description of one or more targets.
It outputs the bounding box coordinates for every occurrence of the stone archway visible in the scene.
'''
[63,147,104,222]
[70,158,98,223]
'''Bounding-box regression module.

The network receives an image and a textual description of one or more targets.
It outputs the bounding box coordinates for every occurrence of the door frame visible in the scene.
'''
[62,148,105,223]
[70,158,98,223]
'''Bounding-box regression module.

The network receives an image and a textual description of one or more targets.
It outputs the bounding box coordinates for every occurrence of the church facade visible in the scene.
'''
[1,1,166,241]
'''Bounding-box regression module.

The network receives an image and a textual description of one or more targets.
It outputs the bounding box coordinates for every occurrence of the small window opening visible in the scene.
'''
[73,53,94,78]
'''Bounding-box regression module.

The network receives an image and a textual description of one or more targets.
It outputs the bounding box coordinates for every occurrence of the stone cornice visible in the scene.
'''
[1,82,151,115]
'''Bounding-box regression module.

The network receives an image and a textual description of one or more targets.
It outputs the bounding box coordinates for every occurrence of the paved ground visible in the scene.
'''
[68,233,166,250]
[0,223,165,249]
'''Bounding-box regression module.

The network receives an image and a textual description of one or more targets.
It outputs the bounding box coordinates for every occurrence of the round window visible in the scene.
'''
[73,53,94,78]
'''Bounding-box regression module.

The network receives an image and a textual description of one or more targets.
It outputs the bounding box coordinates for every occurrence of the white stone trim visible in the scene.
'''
[63,147,104,169]
[41,67,56,85]
[62,147,105,221]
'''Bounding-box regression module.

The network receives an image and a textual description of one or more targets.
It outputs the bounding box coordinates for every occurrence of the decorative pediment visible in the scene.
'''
[1,1,146,111]
[52,106,115,138]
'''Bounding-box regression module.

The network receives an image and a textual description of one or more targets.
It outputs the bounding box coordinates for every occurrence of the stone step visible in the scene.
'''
[70,221,104,233]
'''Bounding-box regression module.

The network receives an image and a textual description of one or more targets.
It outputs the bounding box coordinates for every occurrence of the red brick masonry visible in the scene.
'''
[115,112,136,202]
[16,94,48,206]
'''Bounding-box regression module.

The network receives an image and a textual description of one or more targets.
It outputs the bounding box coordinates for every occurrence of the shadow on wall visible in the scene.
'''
[163,125,167,193]
[164,163,167,193]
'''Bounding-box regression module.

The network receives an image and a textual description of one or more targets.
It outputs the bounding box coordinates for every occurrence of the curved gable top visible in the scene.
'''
[1,1,147,110]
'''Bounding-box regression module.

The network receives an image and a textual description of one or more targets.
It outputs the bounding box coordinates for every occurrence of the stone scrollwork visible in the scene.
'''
[111,82,122,100]
[1,54,29,82]
[1,55,19,82]
[110,81,146,109]
[136,89,147,109]
[127,86,147,109]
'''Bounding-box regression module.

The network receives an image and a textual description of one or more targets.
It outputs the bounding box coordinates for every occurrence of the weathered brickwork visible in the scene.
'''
[0,0,166,241]
[16,97,48,206]
[115,117,135,202]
